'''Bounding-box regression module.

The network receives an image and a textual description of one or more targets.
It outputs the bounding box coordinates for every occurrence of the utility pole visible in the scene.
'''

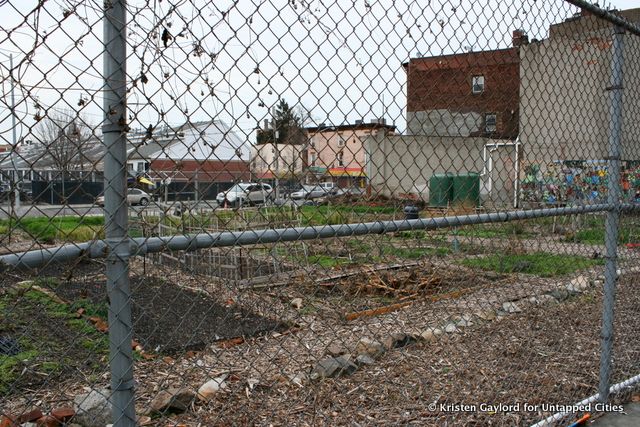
[9,54,21,213]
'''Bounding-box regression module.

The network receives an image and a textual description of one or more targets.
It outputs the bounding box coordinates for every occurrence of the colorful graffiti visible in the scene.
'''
[521,160,640,205]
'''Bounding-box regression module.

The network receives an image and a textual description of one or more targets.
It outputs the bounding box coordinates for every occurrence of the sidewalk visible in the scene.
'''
[589,402,640,426]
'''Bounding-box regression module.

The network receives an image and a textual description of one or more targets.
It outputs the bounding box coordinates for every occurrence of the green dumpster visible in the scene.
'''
[429,174,453,207]
[451,172,480,207]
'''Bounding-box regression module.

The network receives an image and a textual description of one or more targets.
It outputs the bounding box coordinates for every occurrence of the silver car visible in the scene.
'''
[290,185,331,200]
[96,188,151,206]
[216,183,274,207]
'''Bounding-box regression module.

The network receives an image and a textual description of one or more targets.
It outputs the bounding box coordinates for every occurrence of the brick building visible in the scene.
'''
[404,33,525,139]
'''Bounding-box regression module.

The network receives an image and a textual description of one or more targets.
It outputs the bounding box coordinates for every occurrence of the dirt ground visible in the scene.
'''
[1,251,639,426]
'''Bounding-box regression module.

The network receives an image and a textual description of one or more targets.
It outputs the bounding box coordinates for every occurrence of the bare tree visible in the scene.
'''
[36,110,93,178]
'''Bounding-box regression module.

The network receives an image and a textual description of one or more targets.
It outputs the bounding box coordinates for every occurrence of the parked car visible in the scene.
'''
[216,183,274,207]
[290,184,334,200]
[333,186,366,197]
[96,188,151,207]
[318,181,337,194]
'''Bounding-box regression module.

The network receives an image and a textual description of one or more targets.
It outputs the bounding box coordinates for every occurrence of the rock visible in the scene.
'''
[475,310,497,321]
[443,322,459,333]
[50,407,74,423]
[17,409,44,423]
[456,315,474,327]
[149,387,196,414]
[355,338,385,358]
[565,284,583,294]
[137,415,152,426]
[566,276,589,293]
[290,298,303,309]
[382,333,416,350]
[419,328,440,342]
[325,343,347,357]
[355,354,376,366]
[531,294,557,305]
[289,372,308,387]
[35,415,60,427]
[310,356,358,380]
[73,388,112,427]
[197,375,228,401]
[502,302,522,313]
[572,275,589,287]
[0,416,17,427]
[549,288,570,302]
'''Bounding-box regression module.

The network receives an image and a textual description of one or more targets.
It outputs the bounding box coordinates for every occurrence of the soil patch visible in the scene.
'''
[39,263,287,354]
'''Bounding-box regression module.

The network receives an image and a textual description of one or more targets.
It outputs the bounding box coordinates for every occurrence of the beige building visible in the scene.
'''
[519,8,640,169]
[306,120,396,187]
[365,133,518,207]
[250,142,305,179]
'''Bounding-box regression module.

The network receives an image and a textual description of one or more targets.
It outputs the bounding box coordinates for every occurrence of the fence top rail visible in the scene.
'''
[2,203,639,270]
[564,0,640,36]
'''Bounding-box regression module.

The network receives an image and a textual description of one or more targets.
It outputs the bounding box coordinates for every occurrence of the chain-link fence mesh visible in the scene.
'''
[1,0,639,426]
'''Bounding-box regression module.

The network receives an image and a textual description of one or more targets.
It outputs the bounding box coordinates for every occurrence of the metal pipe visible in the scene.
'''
[598,24,625,405]
[563,0,640,37]
[103,0,136,425]
[514,139,520,209]
[530,372,640,427]
[2,203,639,270]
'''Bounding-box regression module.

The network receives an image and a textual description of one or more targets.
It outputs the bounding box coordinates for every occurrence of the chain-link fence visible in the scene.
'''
[1,0,639,426]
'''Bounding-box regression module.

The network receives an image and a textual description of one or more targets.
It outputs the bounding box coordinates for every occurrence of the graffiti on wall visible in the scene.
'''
[521,160,640,205]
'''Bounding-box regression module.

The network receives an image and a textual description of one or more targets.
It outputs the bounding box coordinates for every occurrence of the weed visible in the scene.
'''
[461,252,603,277]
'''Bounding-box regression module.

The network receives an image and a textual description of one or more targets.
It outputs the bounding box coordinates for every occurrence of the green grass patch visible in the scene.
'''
[461,252,603,277]
[570,227,633,245]
[455,222,532,239]
[0,216,104,243]
[0,287,109,394]
[307,255,352,268]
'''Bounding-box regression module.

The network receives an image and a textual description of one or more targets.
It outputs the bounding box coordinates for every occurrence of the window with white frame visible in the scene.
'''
[472,75,485,94]
[485,113,497,132]
[310,151,317,167]
[337,151,344,167]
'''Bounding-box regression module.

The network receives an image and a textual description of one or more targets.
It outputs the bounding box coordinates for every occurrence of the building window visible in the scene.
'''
[485,113,497,133]
[337,135,346,147]
[472,75,485,94]
[337,151,344,167]
[310,152,317,167]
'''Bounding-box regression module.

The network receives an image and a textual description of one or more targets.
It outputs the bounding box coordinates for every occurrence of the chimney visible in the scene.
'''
[378,118,386,125]
[355,119,363,125]
[263,119,269,130]
[512,29,529,47]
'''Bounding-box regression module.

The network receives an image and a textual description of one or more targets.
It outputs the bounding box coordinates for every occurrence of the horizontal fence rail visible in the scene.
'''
[2,203,639,270]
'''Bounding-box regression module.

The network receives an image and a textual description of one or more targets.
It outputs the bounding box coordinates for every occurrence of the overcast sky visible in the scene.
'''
[0,0,638,155]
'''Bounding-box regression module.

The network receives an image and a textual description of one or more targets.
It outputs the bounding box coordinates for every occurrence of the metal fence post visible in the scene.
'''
[103,0,136,425]
[599,24,625,404]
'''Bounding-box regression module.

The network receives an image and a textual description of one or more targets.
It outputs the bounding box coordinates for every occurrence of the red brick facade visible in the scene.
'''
[149,159,250,182]
[405,48,520,139]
